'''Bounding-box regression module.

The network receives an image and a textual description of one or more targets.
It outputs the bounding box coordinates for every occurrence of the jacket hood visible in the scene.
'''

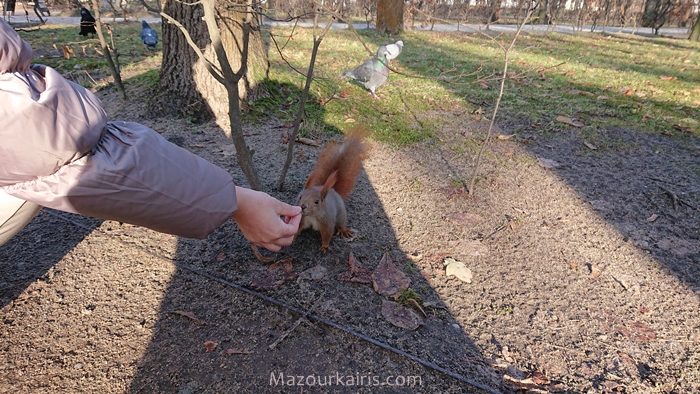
[0,20,32,74]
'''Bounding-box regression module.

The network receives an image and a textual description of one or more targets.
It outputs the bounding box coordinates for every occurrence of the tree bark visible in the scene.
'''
[537,0,550,24]
[376,0,404,34]
[157,0,269,124]
[690,11,700,41]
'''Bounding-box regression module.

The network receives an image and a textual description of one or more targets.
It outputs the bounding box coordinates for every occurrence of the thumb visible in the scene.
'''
[275,200,302,217]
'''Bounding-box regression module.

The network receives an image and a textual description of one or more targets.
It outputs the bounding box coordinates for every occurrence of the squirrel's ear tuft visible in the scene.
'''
[321,171,338,198]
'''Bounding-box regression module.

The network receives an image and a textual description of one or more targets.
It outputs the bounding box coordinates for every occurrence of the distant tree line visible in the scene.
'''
[264,0,697,34]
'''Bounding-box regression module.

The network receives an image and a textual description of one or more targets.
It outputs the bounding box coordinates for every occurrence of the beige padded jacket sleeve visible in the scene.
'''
[1,20,237,239]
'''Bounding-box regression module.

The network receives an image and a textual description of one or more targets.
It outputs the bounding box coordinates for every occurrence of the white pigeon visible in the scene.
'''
[378,40,404,61]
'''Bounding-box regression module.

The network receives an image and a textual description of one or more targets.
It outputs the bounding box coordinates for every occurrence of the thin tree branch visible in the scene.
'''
[277,6,336,190]
[468,1,539,195]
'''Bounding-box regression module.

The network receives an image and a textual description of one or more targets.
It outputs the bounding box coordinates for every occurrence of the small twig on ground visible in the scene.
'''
[659,185,699,211]
[659,185,679,210]
[645,175,688,188]
[269,296,322,349]
[269,317,306,349]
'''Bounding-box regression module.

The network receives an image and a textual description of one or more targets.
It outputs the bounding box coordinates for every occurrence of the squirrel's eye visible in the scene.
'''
[314,200,319,205]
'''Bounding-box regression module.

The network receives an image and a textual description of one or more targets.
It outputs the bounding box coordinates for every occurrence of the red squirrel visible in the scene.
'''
[297,127,369,252]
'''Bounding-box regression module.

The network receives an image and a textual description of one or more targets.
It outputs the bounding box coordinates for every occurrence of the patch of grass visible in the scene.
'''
[19,22,161,89]
[19,23,699,141]
[263,27,699,145]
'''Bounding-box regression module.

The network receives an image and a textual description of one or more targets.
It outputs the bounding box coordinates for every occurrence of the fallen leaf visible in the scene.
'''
[583,141,598,150]
[172,310,205,325]
[555,115,584,128]
[300,265,328,281]
[443,258,473,283]
[537,157,562,169]
[344,118,356,123]
[251,259,297,290]
[269,258,297,279]
[338,252,373,284]
[504,374,545,390]
[659,75,677,81]
[646,213,658,222]
[296,137,320,147]
[381,300,423,330]
[617,321,657,342]
[596,95,609,101]
[225,348,253,355]
[203,340,218,352]
[372,253,411,297]
[497,134,516,140]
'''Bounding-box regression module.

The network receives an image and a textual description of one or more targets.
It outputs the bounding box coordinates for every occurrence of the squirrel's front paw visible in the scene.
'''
[338,227,353,238]
[320,244,330,253]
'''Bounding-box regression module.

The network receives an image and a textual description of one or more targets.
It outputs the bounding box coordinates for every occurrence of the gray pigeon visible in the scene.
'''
[342,46,390,99]
[378,40,403,61]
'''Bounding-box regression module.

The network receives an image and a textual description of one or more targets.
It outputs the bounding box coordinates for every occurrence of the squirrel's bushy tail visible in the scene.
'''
[305,126,369,200]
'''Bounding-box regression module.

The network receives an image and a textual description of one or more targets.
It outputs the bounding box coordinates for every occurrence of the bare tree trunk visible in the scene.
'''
[690,11,700,40]
[376,0,404,34]
[157,0,268,122]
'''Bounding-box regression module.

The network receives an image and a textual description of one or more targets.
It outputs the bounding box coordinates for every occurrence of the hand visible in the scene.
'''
[232,187,302,252]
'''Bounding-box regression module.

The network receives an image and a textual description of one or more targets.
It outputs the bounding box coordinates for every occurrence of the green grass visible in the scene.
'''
[17,23,700,144]
[18,22,161,88]
[263,28,700,143]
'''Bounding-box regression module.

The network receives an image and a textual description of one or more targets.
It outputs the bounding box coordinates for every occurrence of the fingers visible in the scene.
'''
[276,200,302,218]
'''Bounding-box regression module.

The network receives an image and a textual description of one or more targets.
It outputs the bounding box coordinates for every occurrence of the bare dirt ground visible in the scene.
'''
[1,84,699,393]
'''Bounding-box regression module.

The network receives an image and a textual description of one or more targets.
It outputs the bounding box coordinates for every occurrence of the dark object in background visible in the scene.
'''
[140,20,158,49]
[79,7,96,37]
[4,0,16,15]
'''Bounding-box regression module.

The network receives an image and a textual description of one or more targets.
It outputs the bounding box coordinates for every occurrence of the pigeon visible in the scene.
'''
[378,40,403,61]
[342,46,390,99]
[78,7,97,37]
[140,20,158,49]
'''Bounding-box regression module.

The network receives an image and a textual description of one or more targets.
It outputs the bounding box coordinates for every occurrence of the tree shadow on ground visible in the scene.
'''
[127,79,505,392]
[0,211,100,309]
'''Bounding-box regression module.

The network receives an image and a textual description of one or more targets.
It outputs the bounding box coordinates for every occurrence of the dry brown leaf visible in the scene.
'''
[225,348,253,355]
[172,310,205,325]
[296,137,320,147]
[344,118,356,123]
[583,141,598,150]
[203,340,218,352]
[537,157,562,169]
[381,300,423,330]
[251,259,297,290]
[497,134,516,140]
[659,75,677,81]
[555,115,584,128]
[338,252,372,284]
[372,253,411,297]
